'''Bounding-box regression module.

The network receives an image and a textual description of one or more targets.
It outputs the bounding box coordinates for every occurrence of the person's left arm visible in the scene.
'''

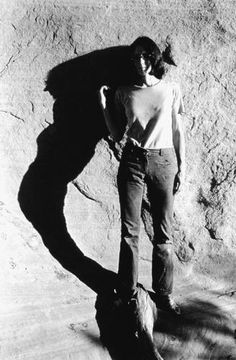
[172,85,185,193]
[172,113,185,193]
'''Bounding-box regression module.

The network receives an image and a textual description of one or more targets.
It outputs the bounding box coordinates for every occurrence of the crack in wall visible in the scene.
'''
[72,180,100,203]
[0,110,25,122]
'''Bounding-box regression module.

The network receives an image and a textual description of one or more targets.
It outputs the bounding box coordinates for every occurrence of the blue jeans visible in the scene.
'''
[117,143,178,296]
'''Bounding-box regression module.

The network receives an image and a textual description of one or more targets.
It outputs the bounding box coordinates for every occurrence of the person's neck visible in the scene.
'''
[137,73,161,87]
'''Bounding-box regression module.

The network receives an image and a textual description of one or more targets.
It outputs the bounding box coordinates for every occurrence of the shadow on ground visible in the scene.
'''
[155,298,236,360]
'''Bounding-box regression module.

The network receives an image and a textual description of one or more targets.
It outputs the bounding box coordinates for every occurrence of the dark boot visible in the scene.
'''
[155,294,181,315]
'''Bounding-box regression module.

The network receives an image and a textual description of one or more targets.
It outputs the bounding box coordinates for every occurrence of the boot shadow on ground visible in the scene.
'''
[18,45,135,295]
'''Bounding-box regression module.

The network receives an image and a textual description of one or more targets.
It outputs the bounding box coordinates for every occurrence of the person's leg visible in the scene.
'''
[117,150,145,299]
[151,192,174,296]
[146,149,179,313]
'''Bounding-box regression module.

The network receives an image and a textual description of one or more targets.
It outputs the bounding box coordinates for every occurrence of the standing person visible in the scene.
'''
[99,36,185,315]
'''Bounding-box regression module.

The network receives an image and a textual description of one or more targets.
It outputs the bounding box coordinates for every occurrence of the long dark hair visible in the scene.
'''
[129,36,176,80]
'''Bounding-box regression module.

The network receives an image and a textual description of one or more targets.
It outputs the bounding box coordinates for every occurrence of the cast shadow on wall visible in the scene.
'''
[18,45,134,295]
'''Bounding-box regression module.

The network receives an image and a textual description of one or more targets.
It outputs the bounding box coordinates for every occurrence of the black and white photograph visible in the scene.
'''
[1,0,236,359]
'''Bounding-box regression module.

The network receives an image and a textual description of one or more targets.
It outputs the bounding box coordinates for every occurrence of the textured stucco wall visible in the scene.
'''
[1,0,236,344]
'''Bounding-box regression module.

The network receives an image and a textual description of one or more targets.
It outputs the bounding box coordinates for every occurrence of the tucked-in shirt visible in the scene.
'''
[114,81,184,149]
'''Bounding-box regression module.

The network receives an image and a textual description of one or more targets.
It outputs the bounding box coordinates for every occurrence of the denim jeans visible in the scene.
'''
[117,142,178,296]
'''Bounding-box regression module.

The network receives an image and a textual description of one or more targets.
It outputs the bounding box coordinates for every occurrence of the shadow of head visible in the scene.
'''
[36,45,132,182]
[95,284,164,360]
[45,45,133,99]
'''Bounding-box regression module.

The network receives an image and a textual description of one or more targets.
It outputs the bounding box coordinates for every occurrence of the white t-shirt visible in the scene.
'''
[115,81,184,149]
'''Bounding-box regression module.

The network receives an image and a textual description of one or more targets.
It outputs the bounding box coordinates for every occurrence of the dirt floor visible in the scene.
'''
[2,265,236,360]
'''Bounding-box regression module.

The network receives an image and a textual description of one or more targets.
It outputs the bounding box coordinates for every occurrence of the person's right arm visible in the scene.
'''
[98,86,126,142]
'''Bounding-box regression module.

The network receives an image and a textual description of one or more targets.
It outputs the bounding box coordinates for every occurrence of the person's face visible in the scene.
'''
[132,45,154,76]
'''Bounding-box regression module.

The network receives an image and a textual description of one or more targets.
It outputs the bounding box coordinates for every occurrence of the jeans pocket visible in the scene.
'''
[162,151,177,169]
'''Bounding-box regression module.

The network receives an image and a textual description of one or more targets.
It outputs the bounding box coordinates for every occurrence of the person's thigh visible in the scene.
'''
[146,149,177,244]
[117,154,145,234]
